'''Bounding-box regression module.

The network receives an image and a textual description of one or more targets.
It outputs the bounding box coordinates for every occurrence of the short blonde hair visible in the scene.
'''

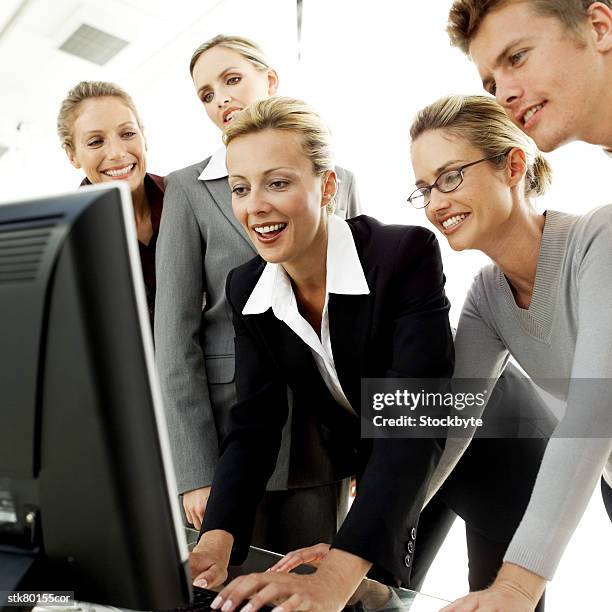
[410,94,552,197]
[57,81,143,151]
[448,0,612,54]
[223,97,335,176]
[189,34,270,76]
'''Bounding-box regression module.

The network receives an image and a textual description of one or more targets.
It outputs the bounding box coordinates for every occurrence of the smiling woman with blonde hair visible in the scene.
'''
[154,35,361,549]
[410,93,612,612]
[187,95,454,611]
[58,80,164,322]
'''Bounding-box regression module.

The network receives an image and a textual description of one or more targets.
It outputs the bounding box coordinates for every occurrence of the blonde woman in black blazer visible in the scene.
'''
[188,96,453,610]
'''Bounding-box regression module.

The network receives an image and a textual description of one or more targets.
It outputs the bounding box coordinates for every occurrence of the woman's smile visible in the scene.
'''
[252,221,288,243]
[440,211,471,234]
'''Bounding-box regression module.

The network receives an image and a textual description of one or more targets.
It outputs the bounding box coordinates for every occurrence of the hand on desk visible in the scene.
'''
[440,588,535,612]
[268,543,331,573]
[440,563,544,612]
[183,486,211,529]
[209,548,370,612]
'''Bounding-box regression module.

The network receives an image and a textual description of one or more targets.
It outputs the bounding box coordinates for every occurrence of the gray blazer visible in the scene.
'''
[155,156,361,494]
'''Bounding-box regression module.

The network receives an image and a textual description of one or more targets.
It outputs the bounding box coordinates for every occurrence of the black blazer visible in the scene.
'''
[201,215,454,585]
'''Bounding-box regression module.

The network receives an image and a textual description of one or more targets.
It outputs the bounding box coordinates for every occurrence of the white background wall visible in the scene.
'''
[0,1,610,608]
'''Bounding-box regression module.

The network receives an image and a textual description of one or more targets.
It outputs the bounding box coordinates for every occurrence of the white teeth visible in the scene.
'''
[442,214,468,229]
[254,223,287,234]
[103,164,134,177]
[523,104,544,124]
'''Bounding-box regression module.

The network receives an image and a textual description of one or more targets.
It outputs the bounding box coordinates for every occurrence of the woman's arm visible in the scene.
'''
[502,216,612,580]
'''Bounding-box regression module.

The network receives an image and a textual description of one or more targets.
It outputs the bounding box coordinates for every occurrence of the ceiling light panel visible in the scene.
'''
[58,23,129,65]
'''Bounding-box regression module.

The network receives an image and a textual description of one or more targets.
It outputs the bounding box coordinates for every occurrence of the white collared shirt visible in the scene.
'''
[198,146,228,181]
[242,214,370,412]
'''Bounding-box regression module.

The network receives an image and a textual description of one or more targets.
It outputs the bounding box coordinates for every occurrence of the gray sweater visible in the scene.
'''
[432,207,612,580]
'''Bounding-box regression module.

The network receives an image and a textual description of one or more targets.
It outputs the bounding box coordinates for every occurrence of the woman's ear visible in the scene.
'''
[64,145,81,169]
[267,69,279,96]
[506,147,527,188]
[321,170,338,209]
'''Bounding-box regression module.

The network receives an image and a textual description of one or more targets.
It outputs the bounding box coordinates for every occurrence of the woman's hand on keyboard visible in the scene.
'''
[209,548,370,612]
[189,530,233,589]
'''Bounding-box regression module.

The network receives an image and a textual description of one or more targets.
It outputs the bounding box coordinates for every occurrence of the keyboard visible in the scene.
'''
[169,586,273,612]
[188,586,217,611]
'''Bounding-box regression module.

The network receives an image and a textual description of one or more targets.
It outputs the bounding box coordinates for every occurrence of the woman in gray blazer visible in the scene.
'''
[154,35,361,552]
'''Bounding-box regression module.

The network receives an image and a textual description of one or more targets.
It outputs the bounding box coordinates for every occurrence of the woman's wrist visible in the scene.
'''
[493,562,547,604]
[315,548,372,603]
[195,529,234,566]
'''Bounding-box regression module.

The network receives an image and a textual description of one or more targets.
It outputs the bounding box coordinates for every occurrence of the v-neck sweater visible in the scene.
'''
[433,206,612,579]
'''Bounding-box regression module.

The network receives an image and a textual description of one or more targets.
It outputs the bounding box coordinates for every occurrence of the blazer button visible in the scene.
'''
[411,527,417,540]
[407,541,414,554]
[404,553,412,568]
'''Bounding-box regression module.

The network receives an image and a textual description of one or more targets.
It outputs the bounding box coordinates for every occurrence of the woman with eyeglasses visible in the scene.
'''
[410,94,612,612]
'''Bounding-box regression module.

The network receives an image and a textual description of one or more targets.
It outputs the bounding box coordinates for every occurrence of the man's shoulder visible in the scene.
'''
[334,165,354,183]
[567,204,612,259]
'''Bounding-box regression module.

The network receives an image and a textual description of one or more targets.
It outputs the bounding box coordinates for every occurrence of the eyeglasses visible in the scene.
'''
[407,153,507,209]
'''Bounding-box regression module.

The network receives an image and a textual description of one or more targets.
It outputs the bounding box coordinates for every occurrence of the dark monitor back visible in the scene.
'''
[0,184,190,609]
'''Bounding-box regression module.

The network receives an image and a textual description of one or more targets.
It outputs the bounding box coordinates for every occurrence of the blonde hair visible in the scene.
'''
[57,81,143,151]
[410,94,552,197]
[224,97,335,176]
[448,0,612,54]
[189,34,270,75]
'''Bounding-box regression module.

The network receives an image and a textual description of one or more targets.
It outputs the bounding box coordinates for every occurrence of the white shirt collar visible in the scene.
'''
[243,214,369,315]
[198,146,227,181]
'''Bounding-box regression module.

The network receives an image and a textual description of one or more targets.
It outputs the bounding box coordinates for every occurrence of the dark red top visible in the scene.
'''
[80,173,165,322]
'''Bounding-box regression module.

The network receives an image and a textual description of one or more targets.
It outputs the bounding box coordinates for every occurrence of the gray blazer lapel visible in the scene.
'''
[201,176,256,254]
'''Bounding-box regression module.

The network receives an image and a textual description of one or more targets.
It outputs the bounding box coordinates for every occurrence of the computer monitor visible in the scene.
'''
[0,183,191,609]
